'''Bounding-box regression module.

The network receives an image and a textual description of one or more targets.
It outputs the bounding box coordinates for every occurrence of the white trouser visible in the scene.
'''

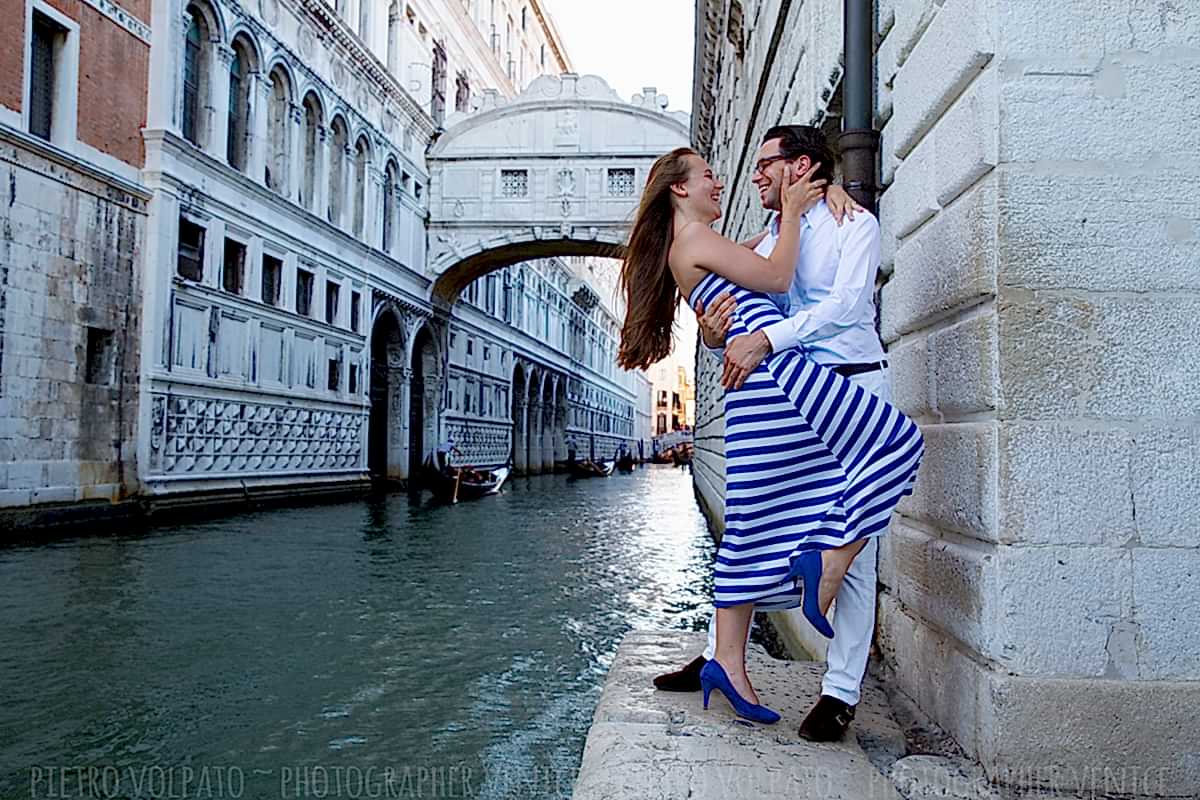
[702,368,892,707]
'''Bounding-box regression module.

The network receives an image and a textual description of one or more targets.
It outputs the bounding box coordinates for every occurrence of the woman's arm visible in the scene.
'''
[673,163,824,293]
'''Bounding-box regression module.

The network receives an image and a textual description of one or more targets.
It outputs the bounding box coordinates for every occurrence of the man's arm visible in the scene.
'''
[720,216,880,389]
[758,215,880,354]
[740,230,768,250]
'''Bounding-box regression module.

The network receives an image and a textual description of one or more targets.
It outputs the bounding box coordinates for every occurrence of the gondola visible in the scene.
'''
[652,448,675,465]
[616,453,636,473]
[568,458,616,478]
[423,457,510,504]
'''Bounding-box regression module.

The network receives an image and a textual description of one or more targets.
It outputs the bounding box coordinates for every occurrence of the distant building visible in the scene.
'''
[0,0,679,522]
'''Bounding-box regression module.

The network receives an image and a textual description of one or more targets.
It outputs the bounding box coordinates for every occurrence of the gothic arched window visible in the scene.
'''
[266,67,292,194]
[226,36,256,171]
[352,135,370,238]
[182,10,207,145]
[301,92,322,211]
[327,116,349,224]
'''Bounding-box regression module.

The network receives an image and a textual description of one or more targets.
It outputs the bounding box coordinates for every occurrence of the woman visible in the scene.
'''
[618,148,923,723]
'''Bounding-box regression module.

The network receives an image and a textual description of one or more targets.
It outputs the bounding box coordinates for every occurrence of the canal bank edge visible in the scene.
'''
[0,477,373,537]
[572,630,907,800]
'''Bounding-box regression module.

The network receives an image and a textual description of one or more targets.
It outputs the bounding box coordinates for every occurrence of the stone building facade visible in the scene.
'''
[1,0,674,520]
[0,0,151,514]
[692,0,1199,795]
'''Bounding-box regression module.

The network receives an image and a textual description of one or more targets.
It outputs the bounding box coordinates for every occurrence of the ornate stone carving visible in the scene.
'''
[152,393,365,476]
[258,0,279,27]
[298,25,316,59]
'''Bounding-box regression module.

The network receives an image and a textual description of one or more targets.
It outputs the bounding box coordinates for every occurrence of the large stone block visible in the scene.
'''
[881,176,998,340]
[996,0,1200,57]
[1132,426,1200,548]
[881,521,999,659]
[998,292,1200,419]
[892,0,994,157]
[1000,59,1200,167]
[889,0,944,68]
[984,673,1200,796]
[1132,547,1200,680]
[886,334,933,419]
[997,423,1134,547]
[995,545,1133,678]
[877,593,987,758]
[898,422,997,543]
[932,65,998,207]
[930,311,997,418]
[997,170,1200,293]
[882,135,939,239]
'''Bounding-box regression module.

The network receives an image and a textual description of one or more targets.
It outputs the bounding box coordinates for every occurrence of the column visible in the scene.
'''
[541,411,554,473]
[315,125,330,219]
[288,102,305,205]
[249,72,271,186]
[386,4,401,75]
[513,397,527,474]
[340,142,354,230]
[208,44,234,162]
[390,365,412,480]
[528,400,543,475]
[366,165,384,247]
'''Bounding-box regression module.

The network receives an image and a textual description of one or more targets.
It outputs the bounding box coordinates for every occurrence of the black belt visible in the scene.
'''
[832,360,888,378]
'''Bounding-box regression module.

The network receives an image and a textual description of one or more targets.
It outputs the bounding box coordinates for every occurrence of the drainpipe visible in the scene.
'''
[840,0,879,213]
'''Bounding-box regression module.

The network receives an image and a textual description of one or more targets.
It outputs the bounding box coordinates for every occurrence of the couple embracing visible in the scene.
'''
[617,125,924,740]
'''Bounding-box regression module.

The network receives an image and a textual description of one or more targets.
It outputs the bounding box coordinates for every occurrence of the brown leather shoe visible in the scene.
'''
[652,655,706,692]
[798,695,856,742]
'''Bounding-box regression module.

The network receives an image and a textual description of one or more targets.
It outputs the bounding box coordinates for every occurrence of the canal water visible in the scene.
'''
[0,466,734,799]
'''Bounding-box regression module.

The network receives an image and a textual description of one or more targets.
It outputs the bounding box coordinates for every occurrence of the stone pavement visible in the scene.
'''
[572,630,907,800]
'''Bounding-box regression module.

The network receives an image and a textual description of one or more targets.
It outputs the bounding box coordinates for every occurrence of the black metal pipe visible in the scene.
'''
[840,0,880,213]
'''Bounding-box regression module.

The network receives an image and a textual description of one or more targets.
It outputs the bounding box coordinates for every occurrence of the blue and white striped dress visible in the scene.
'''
[690,272,924,610]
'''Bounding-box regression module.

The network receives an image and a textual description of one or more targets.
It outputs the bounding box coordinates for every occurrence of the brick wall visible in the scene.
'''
[0,0,149,167]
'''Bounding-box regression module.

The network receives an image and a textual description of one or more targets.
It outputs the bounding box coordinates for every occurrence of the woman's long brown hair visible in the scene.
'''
[617,147,697,371]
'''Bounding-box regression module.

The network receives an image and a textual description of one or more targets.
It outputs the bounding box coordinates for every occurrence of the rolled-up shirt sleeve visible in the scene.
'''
[760,214,880,354]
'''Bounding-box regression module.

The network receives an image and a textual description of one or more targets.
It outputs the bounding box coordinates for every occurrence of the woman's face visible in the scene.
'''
[676,155,725,222]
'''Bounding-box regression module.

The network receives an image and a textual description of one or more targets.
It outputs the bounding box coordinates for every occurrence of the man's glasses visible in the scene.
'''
[753,154,790,175]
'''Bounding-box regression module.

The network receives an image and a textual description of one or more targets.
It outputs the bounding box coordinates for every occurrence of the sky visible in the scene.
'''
[543,0,695,114]
[543,0,699,366]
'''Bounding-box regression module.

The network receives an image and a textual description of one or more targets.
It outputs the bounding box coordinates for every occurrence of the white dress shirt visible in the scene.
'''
[752,199,886,366]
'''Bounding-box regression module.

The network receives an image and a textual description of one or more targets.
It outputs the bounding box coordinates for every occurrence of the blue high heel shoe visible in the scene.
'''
[797,550,836,639]
[699,659,781,724]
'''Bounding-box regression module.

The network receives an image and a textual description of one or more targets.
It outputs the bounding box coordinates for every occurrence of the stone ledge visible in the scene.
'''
[574,631,905,799]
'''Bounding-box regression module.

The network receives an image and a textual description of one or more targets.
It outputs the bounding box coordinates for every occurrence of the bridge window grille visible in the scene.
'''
[607,168,636,197]
[500,169,528,198]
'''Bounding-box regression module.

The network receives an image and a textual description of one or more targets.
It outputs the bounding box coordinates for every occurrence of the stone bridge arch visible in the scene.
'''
[426,74,690,304]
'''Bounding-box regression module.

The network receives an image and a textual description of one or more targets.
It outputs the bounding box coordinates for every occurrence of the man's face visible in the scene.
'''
[750,138,810,212]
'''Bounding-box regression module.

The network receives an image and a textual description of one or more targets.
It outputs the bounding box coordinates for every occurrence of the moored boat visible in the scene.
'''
[423,458,510,503]
[568,459,616,478]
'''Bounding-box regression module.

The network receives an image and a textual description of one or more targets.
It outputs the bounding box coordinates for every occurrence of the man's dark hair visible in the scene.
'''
[762,125,836,183]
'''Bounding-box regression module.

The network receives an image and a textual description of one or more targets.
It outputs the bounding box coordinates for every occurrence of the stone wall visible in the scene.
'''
[692,0,1200,794]
[875,0,1200,794]
[0,128,147,512]
[691,0,850,666]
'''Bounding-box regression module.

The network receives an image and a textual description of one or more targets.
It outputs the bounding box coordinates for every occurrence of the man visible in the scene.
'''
[655,125,890,743]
